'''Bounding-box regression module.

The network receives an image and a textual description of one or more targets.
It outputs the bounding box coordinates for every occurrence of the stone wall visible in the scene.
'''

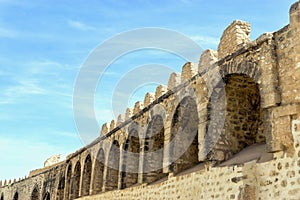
[1,1,300,200]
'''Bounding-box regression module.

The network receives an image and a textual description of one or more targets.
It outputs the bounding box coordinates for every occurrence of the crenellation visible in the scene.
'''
[116,114,124,126]
[167,72,181,90]
[181,62,197,82]
[155,85,167,99]
[1,2,300,200]
[125,108,133,120]
[198,49,218,73]
[133,101,143,115]
[218,20,251,59]
[143,92,155,107]
[109,120,115,132]
[100,123,109,136]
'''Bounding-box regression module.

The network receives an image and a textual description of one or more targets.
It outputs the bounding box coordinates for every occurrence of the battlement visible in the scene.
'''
[1,2,300,200]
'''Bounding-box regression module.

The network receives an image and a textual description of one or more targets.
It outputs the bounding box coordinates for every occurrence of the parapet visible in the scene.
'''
[218,20,251,59]
[144,93,155,107]
[155,85,167,99]
[181,62,197,82]
[44,154,60,167]
[198,49,218,72]
[290,1,300,27]
[168,72,181,90]
[100,123,109,136]
[109,120,115,132]
[116,114,124,126]
[133,101,143,115]
[125,108,133,120]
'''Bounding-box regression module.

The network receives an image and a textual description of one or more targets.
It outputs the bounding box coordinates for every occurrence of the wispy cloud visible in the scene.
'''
[4,80,46,97]
[0,134,80,180]
[51,130,79,138]
[190,35,220,48]
[0,27,17,38]
[27,59,74,75]
[68,20,96,31]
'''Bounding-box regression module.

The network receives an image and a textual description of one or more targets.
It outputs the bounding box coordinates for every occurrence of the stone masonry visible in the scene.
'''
[1,1,300,199]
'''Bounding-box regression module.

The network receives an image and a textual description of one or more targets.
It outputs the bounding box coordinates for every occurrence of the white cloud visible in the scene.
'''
[0,27,17,38]
[190,35,220,48]
[68,20,96,31]
[4,80,47,97]
[0,137,53,177]
[51,130,79,139]
[0,135,79,180]
[95,108,114,123]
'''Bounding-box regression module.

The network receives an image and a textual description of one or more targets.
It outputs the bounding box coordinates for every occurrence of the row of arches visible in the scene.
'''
[10,187,50,200]
[60,73,264,199]
[62,95,201,199]
[0,73,265,200]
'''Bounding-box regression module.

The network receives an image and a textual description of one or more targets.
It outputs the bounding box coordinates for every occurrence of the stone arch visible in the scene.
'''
[71,161,81,199]
[56,175,65,200]
[1,192,3,200]
[105,140,120,191]
[92,148,105,194]
[121,124,141,189]
[220,60,261,83]
[31,186,39,200]
[65,163,72,200]
[43,192,50,200]
[13,192,18,200]
[143,115,167,183]
[205,73,264,161]
[170,96,200,174]
[81,154,92,196]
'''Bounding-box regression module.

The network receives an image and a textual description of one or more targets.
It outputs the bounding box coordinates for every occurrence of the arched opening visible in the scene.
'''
[65,163,72,200]
[56,176,65,200]
[206,74,264,161]
[71,161,81,199]
[92,148,105,194]
[121,125,140,189]
[170,96,199,174]
[43,192,50,200]
[1,192,4,200]
[81,154,92,196]
[31,187,39,200]
[13,192,18,200]
[143,115,167,183]
[105,140,120,191]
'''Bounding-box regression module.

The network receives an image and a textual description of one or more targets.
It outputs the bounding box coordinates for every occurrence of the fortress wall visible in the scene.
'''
[77,120,300,200]
[1,1,300,200]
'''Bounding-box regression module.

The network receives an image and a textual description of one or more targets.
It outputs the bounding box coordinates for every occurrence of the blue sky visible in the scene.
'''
[0,0,296,181]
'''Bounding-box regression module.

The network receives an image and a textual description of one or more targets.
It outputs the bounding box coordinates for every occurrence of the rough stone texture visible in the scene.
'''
[181,62,197,82]
[167,72,181,90]
[44,155,61,167]
[218,20,251,59]
[155,85,167,99]
[198,49,218,72]
[1,2,300,200]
